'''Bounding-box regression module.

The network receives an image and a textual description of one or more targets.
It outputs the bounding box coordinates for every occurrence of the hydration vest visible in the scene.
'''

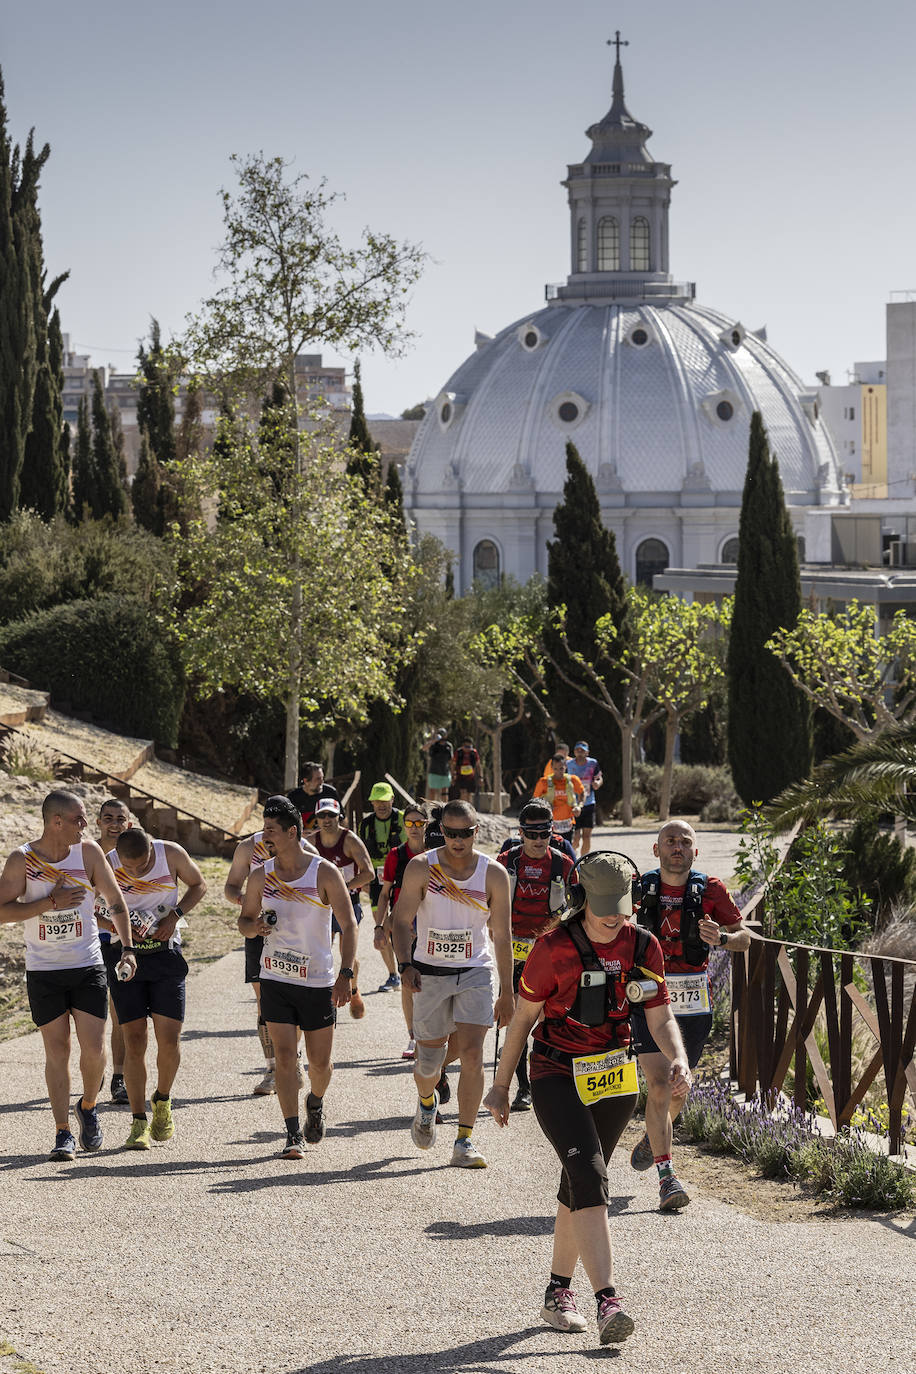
[537,914,655,1052]
[545,775,578,810]
[638,868,709,968]
[501,842,568,916]
[454,746,478,778]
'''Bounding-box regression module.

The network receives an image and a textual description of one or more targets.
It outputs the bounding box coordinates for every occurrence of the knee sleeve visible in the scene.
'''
[257,1018,274,1060]
[415,1041,447,1079]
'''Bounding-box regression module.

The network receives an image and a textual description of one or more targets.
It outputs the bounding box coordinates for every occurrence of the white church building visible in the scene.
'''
[403,43,847,593]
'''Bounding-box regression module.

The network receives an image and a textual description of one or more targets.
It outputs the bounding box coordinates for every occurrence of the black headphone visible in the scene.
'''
[566,850,641,913]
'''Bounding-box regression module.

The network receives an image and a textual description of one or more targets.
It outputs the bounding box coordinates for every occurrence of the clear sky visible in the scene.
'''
[3,0,915,416]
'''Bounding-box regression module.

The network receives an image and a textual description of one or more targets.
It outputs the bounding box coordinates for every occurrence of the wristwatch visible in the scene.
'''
[338,966,354,980]
[397,960,412,974]
[719,930,729,947]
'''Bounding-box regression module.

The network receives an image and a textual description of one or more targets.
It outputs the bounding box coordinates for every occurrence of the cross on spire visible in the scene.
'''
[607,30,628,64]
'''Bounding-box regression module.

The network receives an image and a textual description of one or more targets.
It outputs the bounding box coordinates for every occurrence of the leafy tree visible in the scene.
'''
[400,402,426,420]
[765,722,916,829]
[90,370,126,517]
[727,411,811,804]
[21,300,68,518]
[70,394,96,521]
[182,152,426,785]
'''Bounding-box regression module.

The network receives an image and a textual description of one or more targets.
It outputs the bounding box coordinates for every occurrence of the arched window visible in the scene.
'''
[635,538,668,587]
[721,537,739,564]
[576,218,588,272]
[630,216,650,272]
[473,539,501,590]
[597,217,620,271]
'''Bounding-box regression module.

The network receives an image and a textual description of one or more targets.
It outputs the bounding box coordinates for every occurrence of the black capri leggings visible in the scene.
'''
[531,1072,637,1212]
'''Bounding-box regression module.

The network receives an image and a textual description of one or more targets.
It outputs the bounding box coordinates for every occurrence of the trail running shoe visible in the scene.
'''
[659,1173,691,1211]
[304,1096,325,1144]
[411,1093,439,1150]
[541,1287,587,1333]
[281,1131,306,1160]
[629,1131,654,1171]
[74,1097,103,1151]
[253,1068,275,1096]
[450,1137,487,1168]
[401,1039,416,1061]
[110,1074,129,1105]
[377,973,401,992]
[349,989,366,1019]
[511,1088,533,1112]
[124,1119,152,1151]
[150,1097,175,1141]
[49,1130,76,1162]
[597,1295,634,1345]
[436,1070,451,1105]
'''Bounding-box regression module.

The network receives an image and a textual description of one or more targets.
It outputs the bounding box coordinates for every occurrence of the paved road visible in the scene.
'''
[0,924,913,1374]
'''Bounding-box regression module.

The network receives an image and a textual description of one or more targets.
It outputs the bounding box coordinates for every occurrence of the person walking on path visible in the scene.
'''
[312,797,374,1019]
[450,739,482,803]
[107,828,207,1150]
[485,852,690,1347]
[95,797,133,1104]
[629,818,749,1209]
[534,753,585,840]
[373,801,430,1061]
[357,782,406,992]
[287,762,339,836]
[238,797,357,1159]
[567,742,603,856]
[422,729,453,803]
[0,789,137,1161]
[393,800,514,1168]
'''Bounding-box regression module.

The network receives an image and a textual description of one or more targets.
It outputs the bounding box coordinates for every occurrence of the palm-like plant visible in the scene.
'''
[764,724,916,830]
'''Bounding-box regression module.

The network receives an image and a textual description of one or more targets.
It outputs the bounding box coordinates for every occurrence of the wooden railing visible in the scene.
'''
[729,934,916,1155]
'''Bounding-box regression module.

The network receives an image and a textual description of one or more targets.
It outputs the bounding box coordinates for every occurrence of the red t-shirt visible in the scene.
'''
[650,875,741,974]
[381,841,416,906]
[497,848,575,938]
[519,922,669,1079]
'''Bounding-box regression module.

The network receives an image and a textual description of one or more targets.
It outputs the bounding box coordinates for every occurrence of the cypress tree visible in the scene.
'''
[90,370,126,517]
[136,318,176,466]
[109,396,129,503]
[70,393,96,521]
[727,410,812,803]
[132,433,162,533]
[346,359,381,491]
[545,442,631,806]
[21,297,68,518]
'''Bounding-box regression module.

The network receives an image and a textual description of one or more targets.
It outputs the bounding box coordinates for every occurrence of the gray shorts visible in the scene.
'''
[412,964,496,1040]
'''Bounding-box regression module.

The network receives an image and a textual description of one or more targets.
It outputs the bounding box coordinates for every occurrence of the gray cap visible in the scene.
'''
[577,853,634,917]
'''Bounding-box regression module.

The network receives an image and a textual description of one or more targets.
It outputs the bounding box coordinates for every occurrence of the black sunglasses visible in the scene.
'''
[520,826,551,837]
[441,825,476,839]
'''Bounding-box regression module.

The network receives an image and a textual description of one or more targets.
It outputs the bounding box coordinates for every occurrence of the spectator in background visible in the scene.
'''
[568,741,603,856]
[287,763,339,835]
[451,738,482,802]
[423,730,453,803]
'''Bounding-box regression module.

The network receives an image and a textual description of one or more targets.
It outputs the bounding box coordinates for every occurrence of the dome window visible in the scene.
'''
[436,390,466,431]
[720,537,739,564]
[702,388,741,427]
[719,322,746,351]
[440,401,452,424]
[631,328,649,346]
[559,401,579,422]
[625,321,656,349]
[597,217,620,272]
[549,390,589,431]
[716,400,734,421]
[630,217,650,272]
[517,321,545,352]
[576,217,588,272]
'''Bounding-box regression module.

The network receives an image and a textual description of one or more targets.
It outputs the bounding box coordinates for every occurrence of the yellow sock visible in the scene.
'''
[457,1124,473,1141]
[420,1093,436,1109]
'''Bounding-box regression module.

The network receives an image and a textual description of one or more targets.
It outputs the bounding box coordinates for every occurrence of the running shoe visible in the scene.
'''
[377,973,401,992]
[658,1174,691,1211]
[150,1097,175,1141]
[629,1131,654,1171]
[436,1070,451,1105]
[253,1067,275,1095]
[110,1074,129,1105]
[349,989,366,1019]
[73,1097,103,1152]
[281,1130,306,1160]
[296,1055,306,1090]
[49,1129,76,1162]
[304,1096,325,1144]
[510,1088,533,1112]
[411,1092,439,1150]
[401,1039,416,1061]
[450,1137,487,1168]
[597,1295,634,1345]
[124,1119,152,1150]
[541,1287,587,1333]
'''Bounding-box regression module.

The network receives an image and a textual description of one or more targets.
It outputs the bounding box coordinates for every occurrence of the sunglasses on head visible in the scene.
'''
[442,825,476,839]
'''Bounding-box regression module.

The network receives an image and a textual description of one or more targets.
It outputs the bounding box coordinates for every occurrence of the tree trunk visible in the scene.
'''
[491,725,504,815]
[619,720,632,826]
[659,709,677,821]
[284,576,302,789]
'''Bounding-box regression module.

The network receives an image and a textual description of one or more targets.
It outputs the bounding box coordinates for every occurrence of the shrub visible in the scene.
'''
[0,734,58,781]
[0,595,184,747]
[840,820,916,928]
[628,762,741,821]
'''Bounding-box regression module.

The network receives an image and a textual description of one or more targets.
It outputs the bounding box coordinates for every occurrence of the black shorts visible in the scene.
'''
[101,939,121,984]
[629,1008,713,1069]
[27,965,109,1028]
[259,980,337,1033]
[245,935,264,984]
[575,803,596,830]
[531,1071,636,1211]
[109,948,189,1024]
[368,877,383,910]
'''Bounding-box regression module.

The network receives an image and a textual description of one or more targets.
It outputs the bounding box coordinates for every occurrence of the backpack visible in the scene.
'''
[501,842,568,915]
[455,745,478,777]
[564,914,654,1027]
[638,868,709,968]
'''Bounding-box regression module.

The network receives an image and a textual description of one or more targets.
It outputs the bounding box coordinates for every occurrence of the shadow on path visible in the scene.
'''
[209,1156,429,1195]
[424,1215,555,1240]
[285,1329,625,1373]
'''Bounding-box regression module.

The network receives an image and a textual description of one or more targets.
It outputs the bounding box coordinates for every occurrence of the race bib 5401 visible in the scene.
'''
[572,1049,639,1105]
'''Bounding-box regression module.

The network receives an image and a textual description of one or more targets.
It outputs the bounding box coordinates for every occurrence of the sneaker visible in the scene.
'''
[296,1055,306,1090]
[541,1287,587,1334]
[629,1131,654,1171]
[73,1097,103,1152]
[436,1070,451,1105]
[411,1092,439,1150]
[401,1039,416,1061]
[150,1097,175,1142]
[281,1130,306,1160]
[304,1096,325,1144]
[377,973,401,992]
[49,1129,76,1162]
[253,1067,275,1095]
[450,1136,487,1169]
[110,1074,129,1105]
[597,1295,634,1345]
[659,1173,691,1211]
[349,989,366,1019]
[124,1118,152,1151]
[511,1088,533,1112]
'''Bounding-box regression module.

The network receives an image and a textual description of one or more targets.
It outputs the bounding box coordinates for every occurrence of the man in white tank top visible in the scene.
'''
[239,797,358,1159]
[393,800,514,1169]
[108,827,207,1150]
[0,789,137,1162]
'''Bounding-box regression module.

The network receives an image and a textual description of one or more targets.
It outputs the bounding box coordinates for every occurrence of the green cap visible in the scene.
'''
[368,782,394,802]
[577,853,634,916]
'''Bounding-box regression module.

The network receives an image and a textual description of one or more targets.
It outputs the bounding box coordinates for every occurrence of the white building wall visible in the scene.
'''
[886,300,916,498]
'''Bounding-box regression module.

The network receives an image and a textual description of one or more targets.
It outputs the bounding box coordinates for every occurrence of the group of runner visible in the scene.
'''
[0,765,748,1350]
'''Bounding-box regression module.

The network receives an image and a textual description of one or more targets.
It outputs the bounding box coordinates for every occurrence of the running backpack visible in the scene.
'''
[501,842,568,916]
[638,868,708,968]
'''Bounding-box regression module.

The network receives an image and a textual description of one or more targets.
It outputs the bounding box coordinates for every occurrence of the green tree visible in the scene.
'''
[727,411,811,804]
[182,151,426,785]
[346,358,381,490]
[400,402,426,420]
[131,433,162,533]
[21,300,68,518]
[765,722,916,829]
[136,318,177,467]
[90,370,126,518]
[70,393,96,521]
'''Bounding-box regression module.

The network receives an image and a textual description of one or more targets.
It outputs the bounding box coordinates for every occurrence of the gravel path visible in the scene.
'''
[0,926,913,1374]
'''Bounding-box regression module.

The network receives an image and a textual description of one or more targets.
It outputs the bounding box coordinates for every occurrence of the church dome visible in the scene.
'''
[403,40,845,592]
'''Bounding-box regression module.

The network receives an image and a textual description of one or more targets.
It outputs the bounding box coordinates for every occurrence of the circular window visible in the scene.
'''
[631,328,648,347]
[716,401,734,421]
[440,402,452,425]
[730,329,741,347]
[558,401,579,423]
[523,330,538,349]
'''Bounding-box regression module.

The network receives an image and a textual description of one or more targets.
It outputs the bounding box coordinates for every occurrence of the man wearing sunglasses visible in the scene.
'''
[393,801,513,1168]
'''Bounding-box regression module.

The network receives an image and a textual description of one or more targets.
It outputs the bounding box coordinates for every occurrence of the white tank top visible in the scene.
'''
[107,840,181,950]
[259,856,335,988]
[20,841,101,972]
[415,850,494,970]
[249,831,271,872]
